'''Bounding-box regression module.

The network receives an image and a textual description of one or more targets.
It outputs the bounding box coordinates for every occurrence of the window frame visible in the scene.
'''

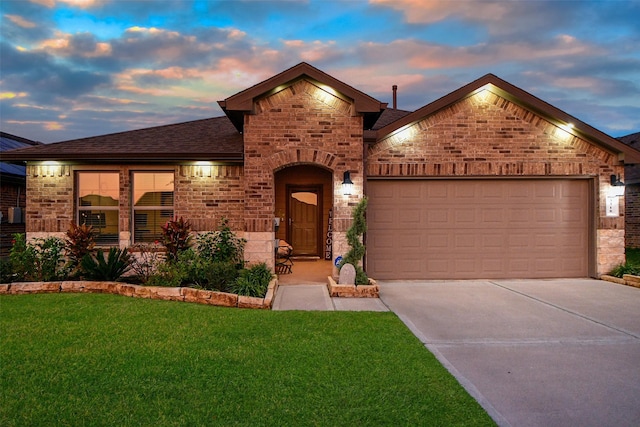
[131,170,175,244]
[76,171,120,246]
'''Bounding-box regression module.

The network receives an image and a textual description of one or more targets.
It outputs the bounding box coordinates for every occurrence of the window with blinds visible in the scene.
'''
[77,172,120,245]
[132,172,174,243]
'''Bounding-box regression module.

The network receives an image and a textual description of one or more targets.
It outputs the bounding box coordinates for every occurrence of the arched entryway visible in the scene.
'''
[274,165,333,258]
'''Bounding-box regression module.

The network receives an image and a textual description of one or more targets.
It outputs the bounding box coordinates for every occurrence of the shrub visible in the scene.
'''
[196,218,246,266]
[129,242,165,284]
[609,262,640,278]
[80,248,132,281]
[161,217,193,262]
[9,235,68,282]
[65,221,97,276]
[9,233,36,281]
[230,263,273,298]
[339,197,369,285]
[199,261,239,292]
[33,237,69,281]
[145,248,193,287]
[0,258,13,283]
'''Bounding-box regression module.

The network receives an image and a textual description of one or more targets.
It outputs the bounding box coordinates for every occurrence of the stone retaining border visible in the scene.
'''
[327,276,379,298]
[600,274,640,288]
[0,278,279,309]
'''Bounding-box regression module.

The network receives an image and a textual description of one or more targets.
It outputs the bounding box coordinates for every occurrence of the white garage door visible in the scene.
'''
[367,179,591,279]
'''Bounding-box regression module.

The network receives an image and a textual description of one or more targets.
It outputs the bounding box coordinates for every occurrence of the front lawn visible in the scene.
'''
[1,294,494,426]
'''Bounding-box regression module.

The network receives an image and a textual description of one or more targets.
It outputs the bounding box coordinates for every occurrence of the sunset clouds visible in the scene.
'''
[1,0,639,142]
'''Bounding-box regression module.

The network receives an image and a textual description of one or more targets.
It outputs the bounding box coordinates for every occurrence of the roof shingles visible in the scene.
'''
[1,117,243,162]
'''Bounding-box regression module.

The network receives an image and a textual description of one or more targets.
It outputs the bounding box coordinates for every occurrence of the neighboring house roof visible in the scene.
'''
[219,62,388,132]
[375,74,640,164]
[619,132,640,184]
[1,116,243,163]
[1,132,41,176]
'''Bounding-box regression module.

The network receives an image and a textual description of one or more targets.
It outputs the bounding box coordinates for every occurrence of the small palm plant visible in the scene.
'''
[80,248,132,281]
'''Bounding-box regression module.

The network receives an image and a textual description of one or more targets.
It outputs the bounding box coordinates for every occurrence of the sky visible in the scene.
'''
[1,0,639,144]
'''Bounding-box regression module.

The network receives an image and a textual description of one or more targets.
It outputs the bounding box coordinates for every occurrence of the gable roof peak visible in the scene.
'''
[218,62,386,132]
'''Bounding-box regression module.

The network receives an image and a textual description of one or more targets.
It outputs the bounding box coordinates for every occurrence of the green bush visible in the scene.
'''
[0,258,13,283]
[609,262,640,278]
[199,261,239,292]
[145,249,194,287]
[230,262,273,298]
[339,197,369,285]
[8,234,36,281]
[196,218,246,266]
[80,248,132,281]
[9,234,68,282]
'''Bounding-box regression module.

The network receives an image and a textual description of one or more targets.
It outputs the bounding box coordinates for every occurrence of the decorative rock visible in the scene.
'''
[208,291,238,307]
[146,286,184,301]
[338,263,356,285]
[117,284,137,297]
[83,281,119,294]
[2,279,279,310]
[623,274,640,288]
[10,282,61,294]
[60,281,85,292]
[238,295,266,309]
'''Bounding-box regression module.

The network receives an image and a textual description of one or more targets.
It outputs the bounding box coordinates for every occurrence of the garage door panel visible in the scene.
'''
[367,179,590,279]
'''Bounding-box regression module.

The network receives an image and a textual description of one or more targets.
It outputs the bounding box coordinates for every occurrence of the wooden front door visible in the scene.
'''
[287,185,322,256]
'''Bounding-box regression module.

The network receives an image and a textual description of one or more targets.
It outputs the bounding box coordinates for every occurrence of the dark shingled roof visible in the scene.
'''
[1,132,40,176]
[1,116,243,162]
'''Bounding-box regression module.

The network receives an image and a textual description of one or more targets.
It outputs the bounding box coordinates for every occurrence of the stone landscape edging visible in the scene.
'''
[0,278,279,309]
[600,274,640,288]
[326,276,379,298]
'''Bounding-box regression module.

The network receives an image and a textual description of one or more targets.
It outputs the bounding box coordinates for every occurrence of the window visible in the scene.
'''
[132,172,174,243]
[77,172,119,245]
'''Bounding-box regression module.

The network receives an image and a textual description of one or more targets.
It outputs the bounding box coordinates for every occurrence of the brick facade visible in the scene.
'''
[16,65,637,278]
[626,184,640,248]
[242,79,366,266]
[367,90,626,275]
[25,164,245,249]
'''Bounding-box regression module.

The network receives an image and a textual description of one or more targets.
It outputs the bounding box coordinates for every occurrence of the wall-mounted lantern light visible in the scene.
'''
[342,171,354,196]
[609,174,625,197]
[610,174,625,187]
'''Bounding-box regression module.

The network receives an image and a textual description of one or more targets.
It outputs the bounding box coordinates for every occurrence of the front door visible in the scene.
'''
[287,185,322,256]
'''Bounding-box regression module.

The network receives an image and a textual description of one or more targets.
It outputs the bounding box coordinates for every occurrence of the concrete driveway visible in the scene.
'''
[378,278,640,427]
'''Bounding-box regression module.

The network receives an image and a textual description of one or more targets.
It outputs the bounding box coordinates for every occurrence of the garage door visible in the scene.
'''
[367,179,590,279]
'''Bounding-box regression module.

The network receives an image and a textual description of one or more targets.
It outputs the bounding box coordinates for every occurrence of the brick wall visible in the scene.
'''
[25,164,245,248]
[241,78,366,266]
[367,90,626,275]
[25,165,74,234]
[626,184,640,248]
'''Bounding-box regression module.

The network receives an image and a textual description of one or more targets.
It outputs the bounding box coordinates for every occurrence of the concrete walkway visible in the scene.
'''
[272,284,388,311]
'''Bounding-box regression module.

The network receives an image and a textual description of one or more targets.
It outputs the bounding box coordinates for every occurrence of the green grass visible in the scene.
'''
[1,294,494,426]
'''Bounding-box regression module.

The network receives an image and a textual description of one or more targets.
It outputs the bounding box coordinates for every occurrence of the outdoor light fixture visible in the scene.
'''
[610,174,625,187]
[342,171,354,196]
[610,174,625,197]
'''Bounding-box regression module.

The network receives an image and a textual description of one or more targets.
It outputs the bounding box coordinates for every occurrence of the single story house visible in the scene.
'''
[619,132,640,248]
[4,62,640,279]
[0,132,41,257]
